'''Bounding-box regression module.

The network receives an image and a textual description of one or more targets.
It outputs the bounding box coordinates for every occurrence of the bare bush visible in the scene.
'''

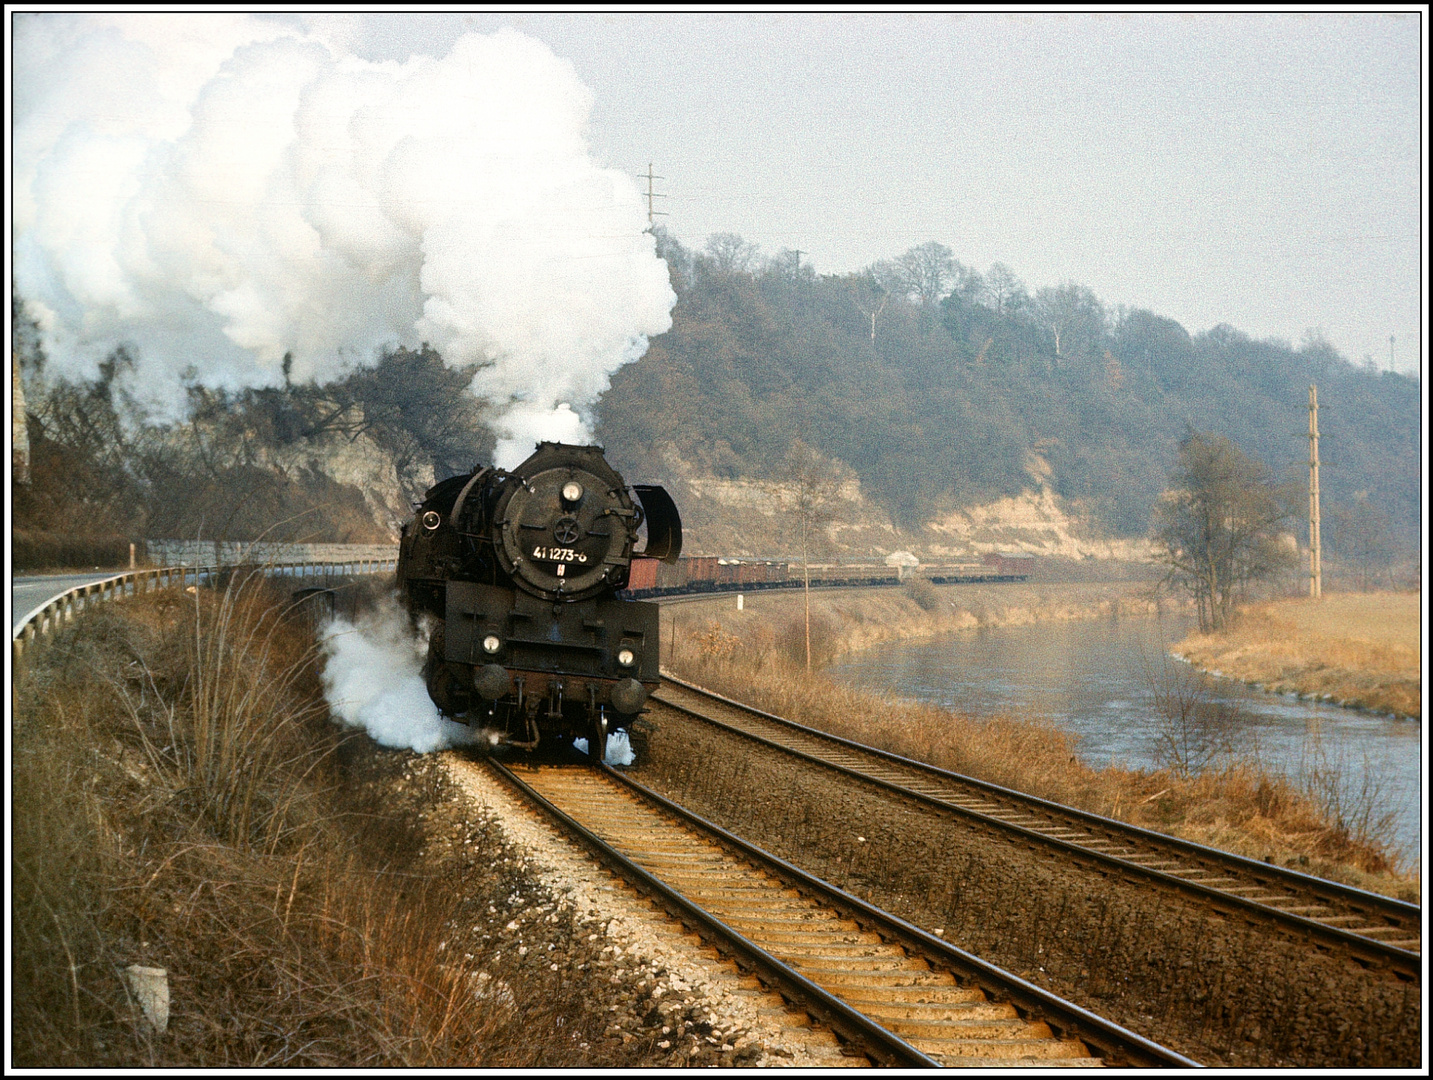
[11,582,667,1067]
[1140,649,1243,778]
[1297,726,1403,867]
[905,577,940,612]
[664,635,1411,892]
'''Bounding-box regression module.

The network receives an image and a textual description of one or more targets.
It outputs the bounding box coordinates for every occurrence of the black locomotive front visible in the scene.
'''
[397,441,681,759]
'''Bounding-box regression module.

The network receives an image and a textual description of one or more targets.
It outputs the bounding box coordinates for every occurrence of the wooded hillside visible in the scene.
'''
[597,232,1419,549]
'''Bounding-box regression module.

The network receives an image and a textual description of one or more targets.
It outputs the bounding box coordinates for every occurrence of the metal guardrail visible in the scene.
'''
[11,557,398,672]
[144,540,399,568]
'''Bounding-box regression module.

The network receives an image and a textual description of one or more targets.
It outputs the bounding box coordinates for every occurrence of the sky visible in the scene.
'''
[295,9,1426,376]
[9,9,1425,379]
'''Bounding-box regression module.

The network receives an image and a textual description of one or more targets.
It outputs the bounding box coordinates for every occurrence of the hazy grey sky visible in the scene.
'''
[11,10,1422,380]
[292,9,1422,375]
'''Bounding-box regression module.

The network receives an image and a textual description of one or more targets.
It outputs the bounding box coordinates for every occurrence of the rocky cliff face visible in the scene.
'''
[12,351,29,483]
[640,443,1152,564]
[268,430,423,540]
[279,434,1152,562]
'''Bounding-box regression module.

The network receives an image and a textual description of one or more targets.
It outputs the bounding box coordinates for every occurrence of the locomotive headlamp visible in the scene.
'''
[561,481,584,503]
[617,647,636,667]
[482,634,502,654]
[421,510,442,530]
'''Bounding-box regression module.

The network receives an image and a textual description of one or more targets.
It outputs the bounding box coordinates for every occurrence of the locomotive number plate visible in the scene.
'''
[532,546,588,564]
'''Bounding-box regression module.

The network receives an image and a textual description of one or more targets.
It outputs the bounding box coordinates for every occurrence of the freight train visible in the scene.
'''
[623,555,1030,597]
[396,442,681,760]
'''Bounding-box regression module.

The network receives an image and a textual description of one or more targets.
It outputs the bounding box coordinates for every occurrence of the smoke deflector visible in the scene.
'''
[634,485,683,563]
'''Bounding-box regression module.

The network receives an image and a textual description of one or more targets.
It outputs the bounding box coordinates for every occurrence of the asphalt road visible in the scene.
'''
[11,572,126,633]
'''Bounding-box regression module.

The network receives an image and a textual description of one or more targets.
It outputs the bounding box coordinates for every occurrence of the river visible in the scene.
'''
[826,611,1423,869]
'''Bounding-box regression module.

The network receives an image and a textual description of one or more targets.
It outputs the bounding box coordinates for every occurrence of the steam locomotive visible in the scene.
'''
[396,442,682,760]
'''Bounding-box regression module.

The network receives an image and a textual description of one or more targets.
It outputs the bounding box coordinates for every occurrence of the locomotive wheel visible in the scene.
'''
[589,712,608,763]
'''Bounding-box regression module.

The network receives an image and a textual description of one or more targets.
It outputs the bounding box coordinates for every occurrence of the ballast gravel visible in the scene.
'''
[434,751,862,1068]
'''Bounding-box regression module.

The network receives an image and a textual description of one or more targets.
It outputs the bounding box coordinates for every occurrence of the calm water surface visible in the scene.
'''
[827,612,1423,868]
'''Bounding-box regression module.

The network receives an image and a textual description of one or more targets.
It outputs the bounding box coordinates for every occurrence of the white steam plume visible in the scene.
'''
[13,14,675,465]
[319,597,477,753]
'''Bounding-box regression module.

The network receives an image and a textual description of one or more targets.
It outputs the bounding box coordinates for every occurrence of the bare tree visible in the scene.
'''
[1153,430,1295,633]
[283,344,490,498]
[948,261,985,306]
[1140,646,1241,777]
[702,232,760,277]
[1331,493,1393,592]
[982,263,1028,316]
[847,274,889,342]
[1034,281,1106,361]
[892,241,955,309]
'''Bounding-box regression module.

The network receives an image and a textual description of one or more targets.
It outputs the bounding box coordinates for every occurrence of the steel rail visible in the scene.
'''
[654,673,1421,980]
[487,758,939,1068]
[600,762,1199,1068]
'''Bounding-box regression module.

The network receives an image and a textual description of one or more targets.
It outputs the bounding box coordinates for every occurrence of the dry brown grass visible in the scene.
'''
[1173,591,1421,718]
[10,577,652,1068]
[664,603,1418,900]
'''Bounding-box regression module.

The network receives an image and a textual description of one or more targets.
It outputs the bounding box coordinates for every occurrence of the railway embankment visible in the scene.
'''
[629,706,1420,1068]
[10,583,740,1069]
[661,585,1417,901]
[1170,591,1421,719]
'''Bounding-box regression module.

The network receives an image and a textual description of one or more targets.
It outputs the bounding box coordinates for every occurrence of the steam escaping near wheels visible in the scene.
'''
[319,596,479,753]
[573,730,636,766]
[396,441,679,759]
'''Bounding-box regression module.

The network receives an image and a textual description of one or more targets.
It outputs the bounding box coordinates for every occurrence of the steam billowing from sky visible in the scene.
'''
[13,13,675,467]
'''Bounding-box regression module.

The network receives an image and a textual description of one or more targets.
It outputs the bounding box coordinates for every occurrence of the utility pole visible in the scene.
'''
[1308,384,1321,599]
[803,513,812,672]
[851,289,888,342]
[790,248,806,278]
[638,163,667,228]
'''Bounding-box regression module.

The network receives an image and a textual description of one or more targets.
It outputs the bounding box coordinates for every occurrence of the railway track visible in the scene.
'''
[652,675,1422,982]
[490,756,1196,1068]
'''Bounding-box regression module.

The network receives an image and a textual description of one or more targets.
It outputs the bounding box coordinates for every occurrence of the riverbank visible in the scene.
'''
[661,579,1177,668]
[1171,592,1421,719]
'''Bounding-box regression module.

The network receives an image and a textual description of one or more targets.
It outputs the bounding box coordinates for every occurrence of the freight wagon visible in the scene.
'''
[626,556,792,596]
